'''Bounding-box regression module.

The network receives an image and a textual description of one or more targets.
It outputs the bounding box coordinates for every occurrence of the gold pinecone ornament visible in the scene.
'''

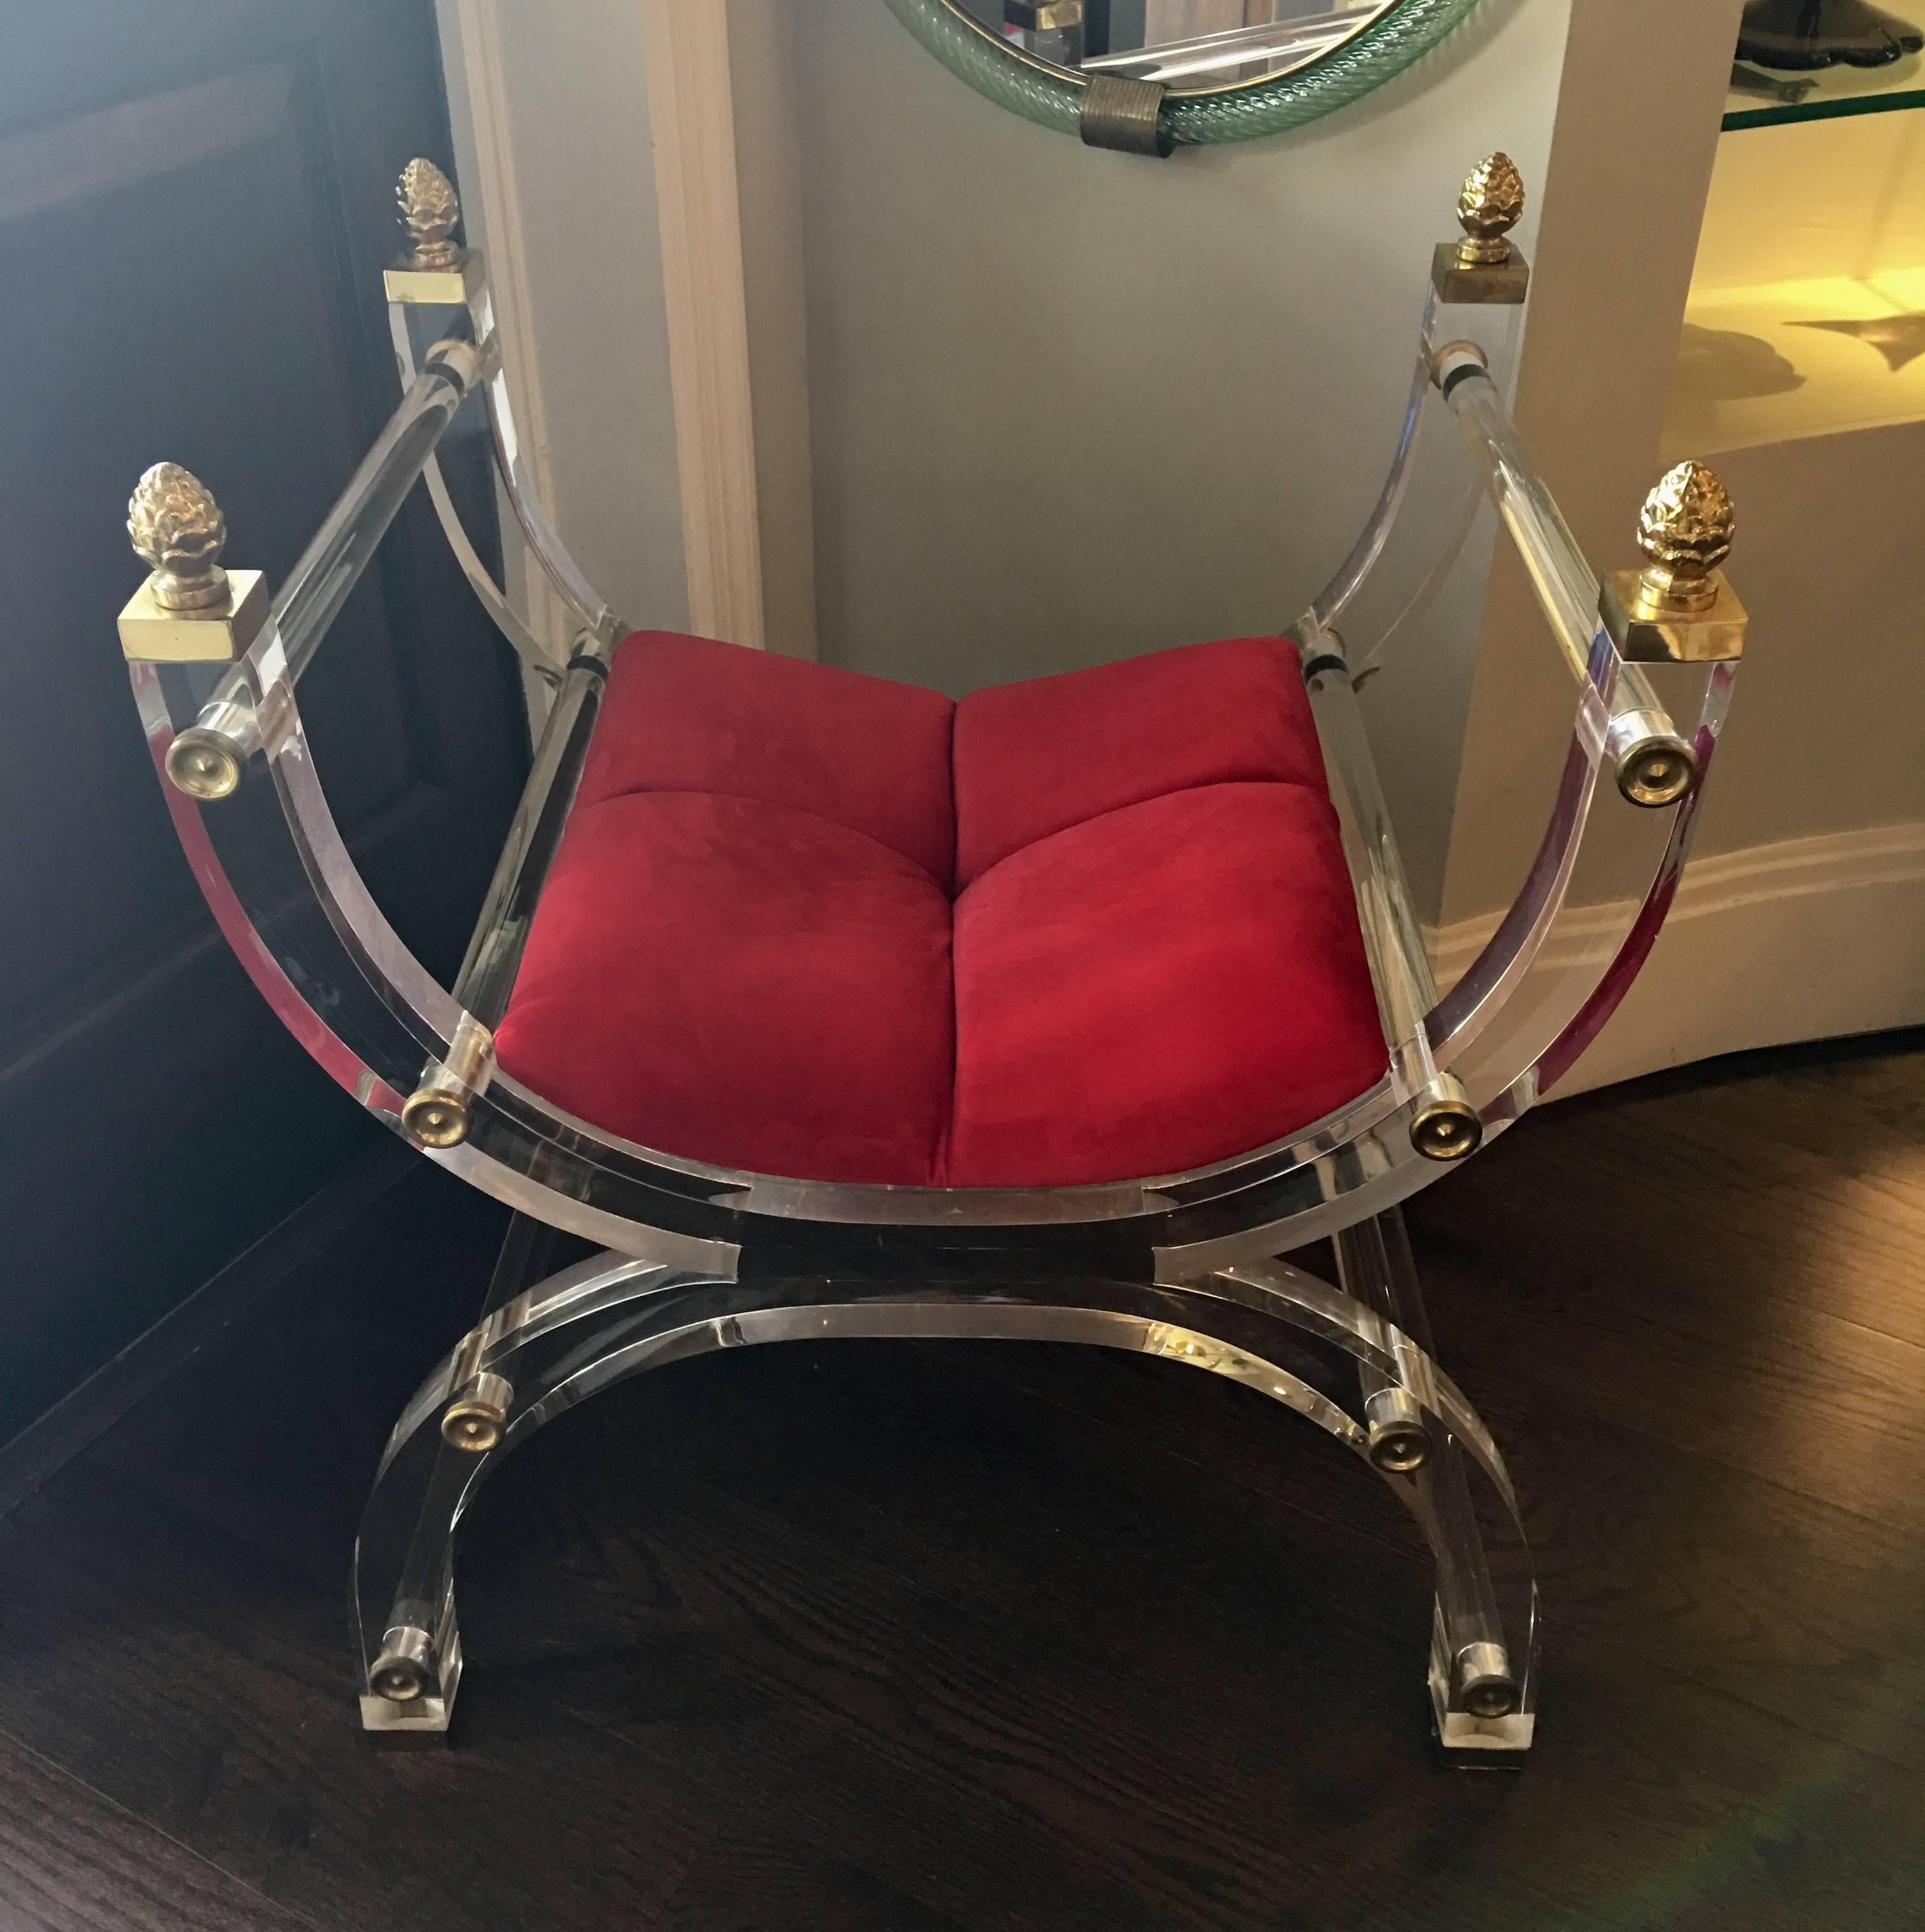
[1637,462,1736,612]
[397,157,462,271]
[127,463,229,611]
[1456,153,1526,266]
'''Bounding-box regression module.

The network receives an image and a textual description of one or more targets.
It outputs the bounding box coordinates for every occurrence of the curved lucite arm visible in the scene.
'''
[388,306,561,687]
[1306,290,1521,675]
[467,283,626,646]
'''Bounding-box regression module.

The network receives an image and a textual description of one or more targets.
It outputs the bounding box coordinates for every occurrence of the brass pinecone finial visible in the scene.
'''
[1637,461,1735,610]
[397,157,462,271]
[127,463,229,612]
[1457,153,1526,267]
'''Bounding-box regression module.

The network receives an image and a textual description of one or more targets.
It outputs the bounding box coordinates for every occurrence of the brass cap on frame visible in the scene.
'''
[1433,156,1530,305]
[402,1014,495,1149]
[441,1372,514,1453]
[386,159,483,303]
[400,1087,474,1148]
[1411,1078,1483,1163]
[1456,152,1525,267]
[1600,460,1747,665]
[120,465,269,665]
[164,728,244,801]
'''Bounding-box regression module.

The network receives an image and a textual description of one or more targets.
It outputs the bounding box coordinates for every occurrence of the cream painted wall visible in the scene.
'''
[787,0,1572,914]
[436,0,689,640]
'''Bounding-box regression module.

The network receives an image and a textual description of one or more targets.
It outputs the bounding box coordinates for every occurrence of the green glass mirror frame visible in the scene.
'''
[882,0,1490,145]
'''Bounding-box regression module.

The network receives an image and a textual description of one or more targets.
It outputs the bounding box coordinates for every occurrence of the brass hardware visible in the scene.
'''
[1432,153,1529,305]
[385,158,483,304]
[442,1371,514,1452]
[1456,153,1525,265]
[118,465,269,663]
[398,157,460,269]
[1006,0,1082,26]
[1601,460,1748,665]
[1411,1075,1482,1162]
[1079,74,1171,156]
[1605,709,1698,808]
[127,464,227,609]
[1364,1387,1430,1473]
[1455,1640,1520,1719]
[402,1013,495,1148]
[369,1624,435,1703]
[164,727,244,800]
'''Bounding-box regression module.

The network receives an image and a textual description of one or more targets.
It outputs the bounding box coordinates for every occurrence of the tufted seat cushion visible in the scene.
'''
[494,632,1386,1187]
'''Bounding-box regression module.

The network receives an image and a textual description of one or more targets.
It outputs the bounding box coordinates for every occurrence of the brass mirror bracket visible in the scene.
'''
[1601,461,1748,665]
[384,157,485,304]
[118,463,268,665]
[1433,153,1529,306]
[1079,74,1172,157]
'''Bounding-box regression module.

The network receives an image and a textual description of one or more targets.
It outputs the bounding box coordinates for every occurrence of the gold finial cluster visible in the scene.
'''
[1635,461,1736,613]
[127,463,229,611]
[397,157,462,271]
[1456,152,1526,268]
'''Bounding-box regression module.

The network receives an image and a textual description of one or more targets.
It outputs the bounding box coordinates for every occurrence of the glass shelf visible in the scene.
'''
[1726,5,1925,130]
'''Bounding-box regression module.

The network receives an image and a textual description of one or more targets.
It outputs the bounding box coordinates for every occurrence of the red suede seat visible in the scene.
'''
[494,632,1386,1187]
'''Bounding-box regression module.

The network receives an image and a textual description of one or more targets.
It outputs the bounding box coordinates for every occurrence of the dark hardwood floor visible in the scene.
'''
[1,1035,1921,1931]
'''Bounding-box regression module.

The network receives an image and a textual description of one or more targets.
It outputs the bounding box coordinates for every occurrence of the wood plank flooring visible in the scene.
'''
[0,1035,1919,1929]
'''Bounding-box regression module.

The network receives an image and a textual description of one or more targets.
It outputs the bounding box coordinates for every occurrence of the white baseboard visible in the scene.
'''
[1430,822,1925,1096]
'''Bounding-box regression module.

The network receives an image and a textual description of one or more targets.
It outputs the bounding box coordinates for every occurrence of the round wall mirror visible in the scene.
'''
[884,0,1488,152]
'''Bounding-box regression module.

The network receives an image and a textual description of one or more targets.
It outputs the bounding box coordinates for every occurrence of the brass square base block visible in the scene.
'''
[384,248,484,306]
[1432,242,1531,307]
[1602,568,1749,663]
[117,568,269,663]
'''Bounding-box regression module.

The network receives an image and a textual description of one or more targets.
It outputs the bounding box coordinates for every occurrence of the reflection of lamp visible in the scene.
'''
[1738,0,1925,71]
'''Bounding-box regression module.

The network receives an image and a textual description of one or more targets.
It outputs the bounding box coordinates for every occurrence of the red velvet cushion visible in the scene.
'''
[952,637,1330,887]
[951,784,1385,1186]
[493,631,1385,1188]
[495,792,952,1185]
[577,631,957,885]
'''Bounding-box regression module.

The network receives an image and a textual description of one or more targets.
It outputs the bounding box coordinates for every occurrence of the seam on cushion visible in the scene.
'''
[936,698,960,1185]
[955,771,1341,896]
[570,783,952,889]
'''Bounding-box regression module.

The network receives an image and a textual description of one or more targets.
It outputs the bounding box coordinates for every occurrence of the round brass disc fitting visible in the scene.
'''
[441,1372,512,1452]
[1411,1096,1483,1163]
[369,1624,435,1703]
[1457,1644,1521,1720]
[164,728,243,800]
[1615,735,1698,810]
[402,1087,472,1148]
[1367,1419,1432,1474]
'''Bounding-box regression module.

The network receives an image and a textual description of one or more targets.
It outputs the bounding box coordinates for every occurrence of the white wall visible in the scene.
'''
[787,0,1572,914]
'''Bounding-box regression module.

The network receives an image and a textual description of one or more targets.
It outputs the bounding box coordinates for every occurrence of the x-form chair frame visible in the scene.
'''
[114,154,1747,1765]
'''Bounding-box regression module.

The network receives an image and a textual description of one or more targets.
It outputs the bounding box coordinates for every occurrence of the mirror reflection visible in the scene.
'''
[949,0,1400,88]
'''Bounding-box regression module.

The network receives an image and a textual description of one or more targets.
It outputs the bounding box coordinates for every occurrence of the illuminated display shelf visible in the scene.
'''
[1665,267,1925,459]
[1726,7,1925,130]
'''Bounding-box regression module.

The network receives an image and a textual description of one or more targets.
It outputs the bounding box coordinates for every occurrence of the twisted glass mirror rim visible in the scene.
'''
[883,0,1488,143]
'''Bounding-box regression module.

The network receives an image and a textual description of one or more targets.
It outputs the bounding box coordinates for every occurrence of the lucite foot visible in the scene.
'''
[362,1605,463,1733]
[1429,1607,1534,1763]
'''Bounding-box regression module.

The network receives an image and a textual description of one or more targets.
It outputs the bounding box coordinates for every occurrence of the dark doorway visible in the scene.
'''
[0,1,529,1441]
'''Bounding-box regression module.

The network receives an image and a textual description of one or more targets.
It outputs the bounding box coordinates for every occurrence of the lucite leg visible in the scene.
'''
[1334,1209,1535,1760]
[355,1249,734,1731]
[355,1260,1535,1761]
